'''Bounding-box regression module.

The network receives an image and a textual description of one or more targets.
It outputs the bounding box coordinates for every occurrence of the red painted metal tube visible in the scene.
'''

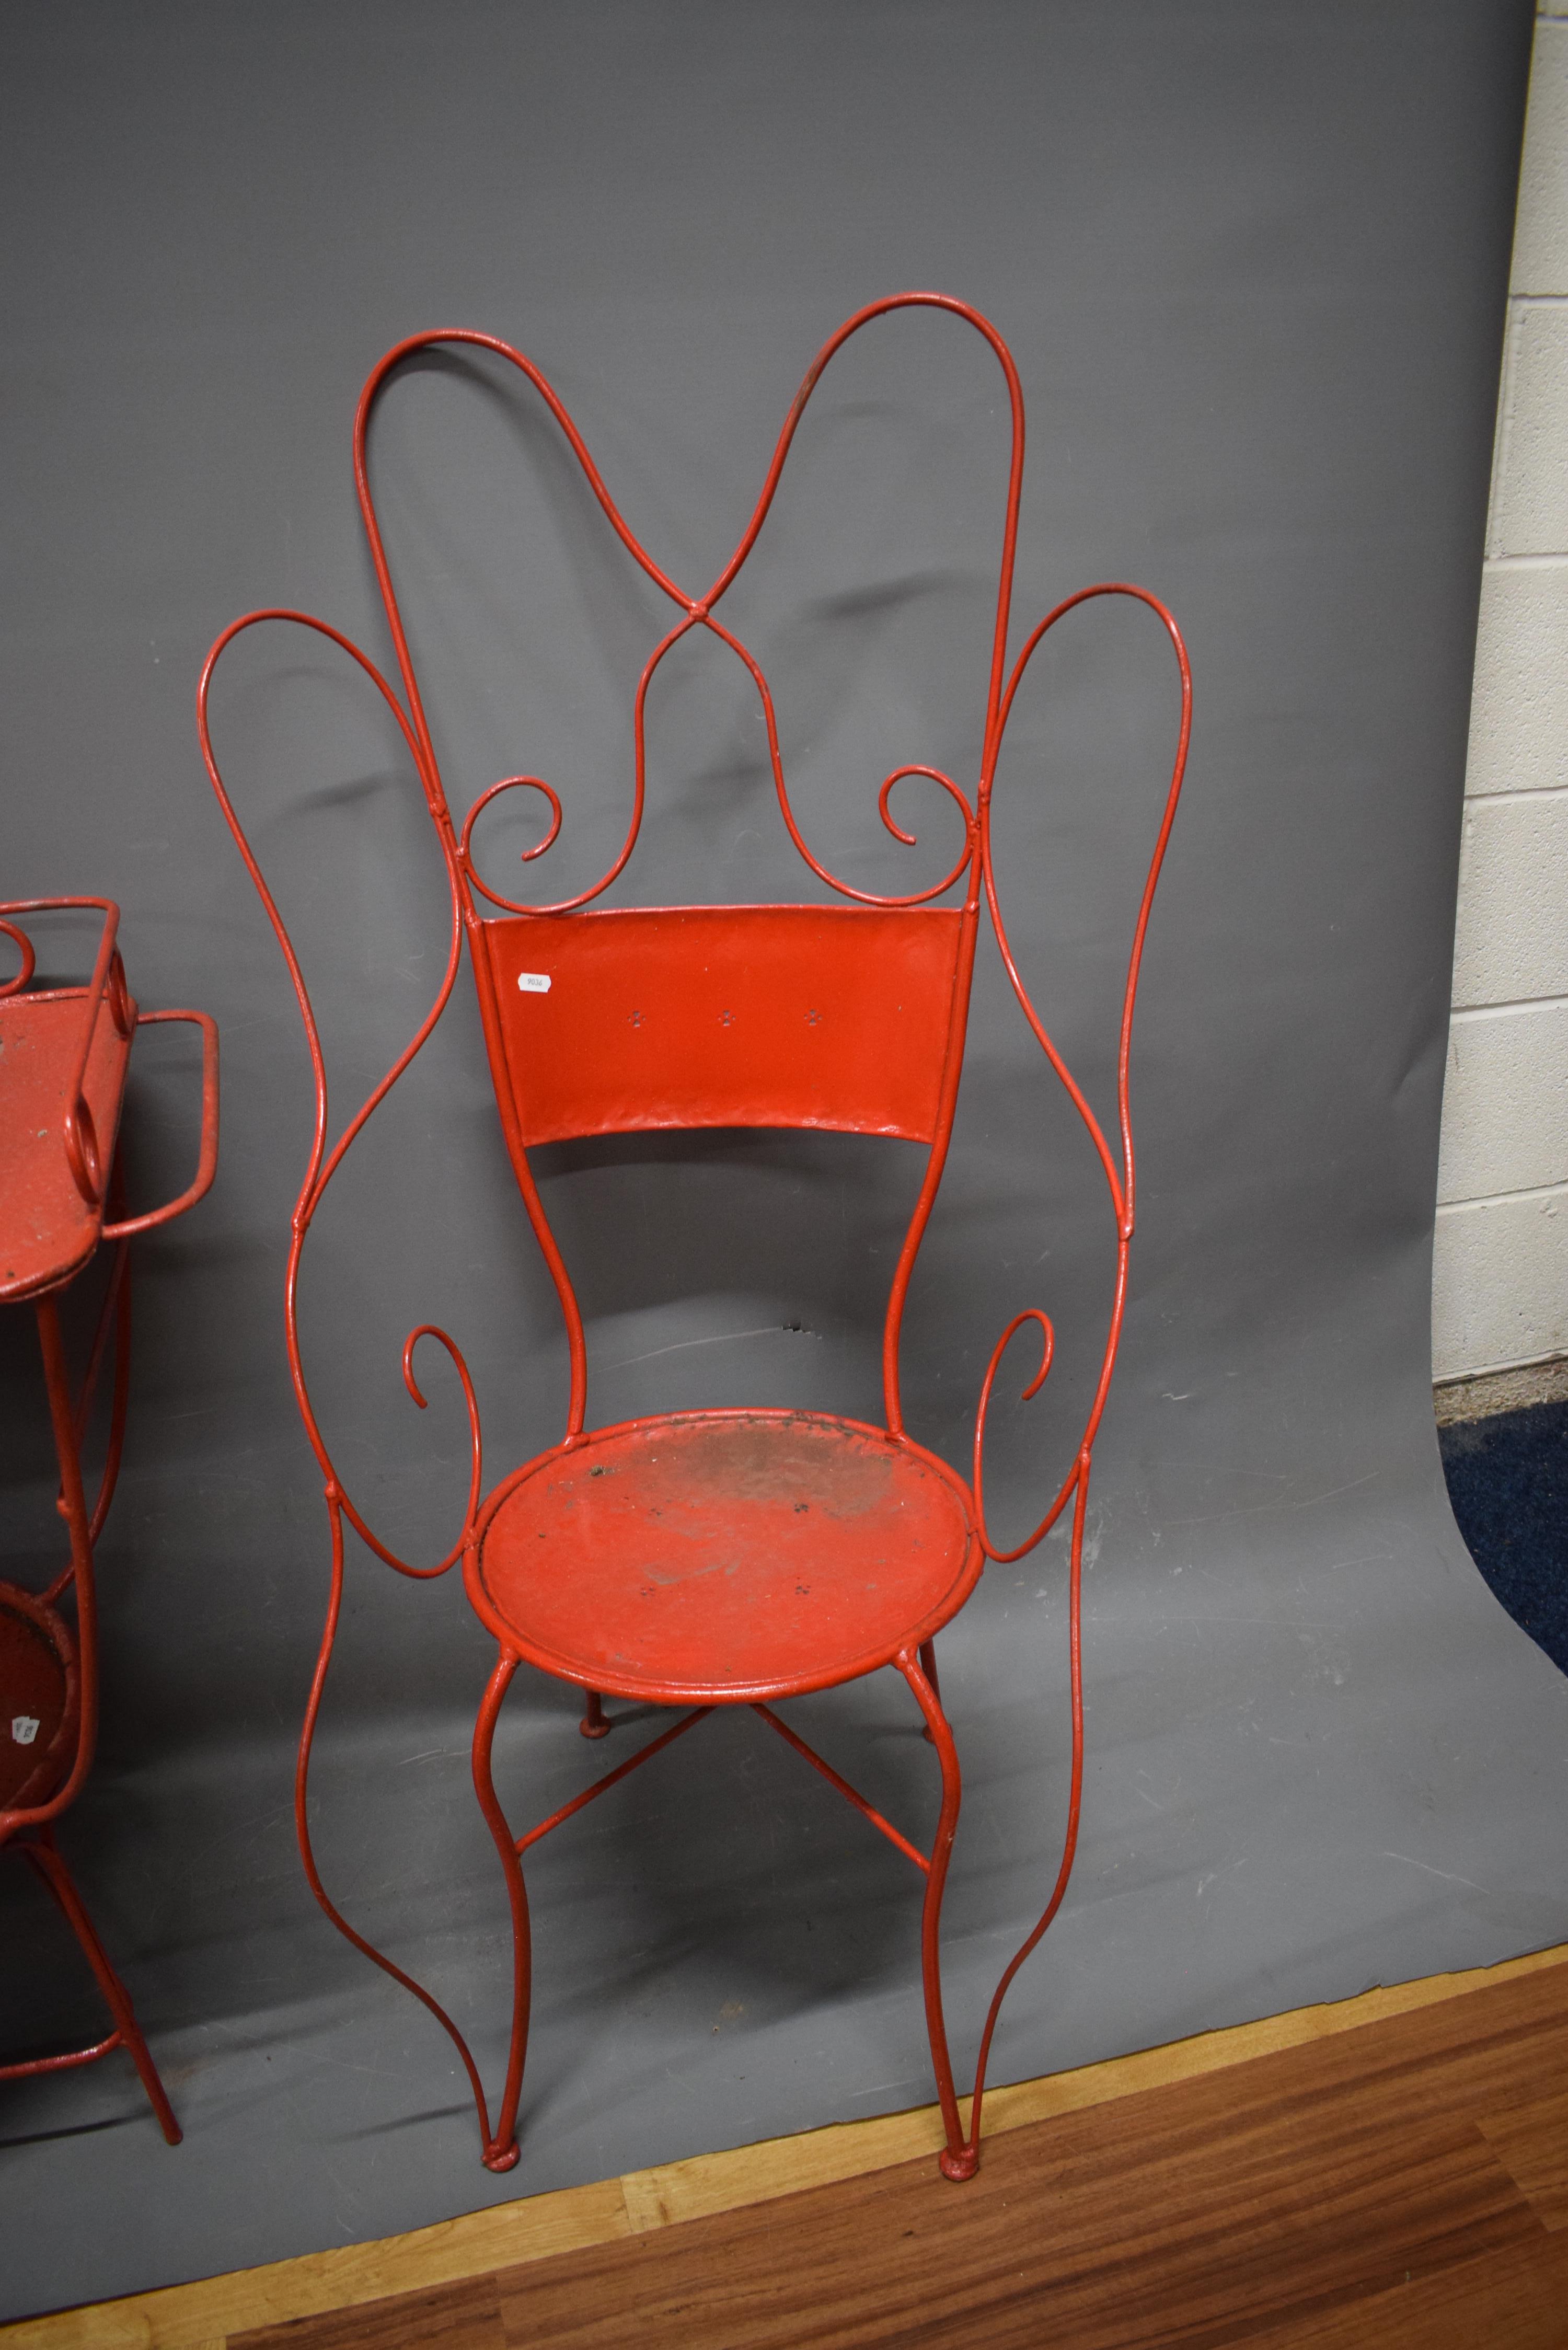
[898,1649,969,2173]
[952,1460,1091,2170]
[470,1652,529,2171]
[2,904,215,2141]
[0,916,37,995]
[0,2030,123,2078]
[2,1296,183,2141]
[515,1707,713,1855]
[197,294,1189,2179]
[11,1836,180,2146]
[287,1492,503,2154]
[752,1704,931,1874]
[99,1010,220,1241]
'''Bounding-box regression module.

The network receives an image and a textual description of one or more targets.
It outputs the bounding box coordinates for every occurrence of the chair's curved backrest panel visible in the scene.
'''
[479,904,966,1146]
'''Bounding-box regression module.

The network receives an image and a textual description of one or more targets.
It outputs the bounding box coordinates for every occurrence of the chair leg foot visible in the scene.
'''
[939,2143,979,2182]
[482,2138,521,2172]
[579,1689,610,1740]
[24,1836,182,2145]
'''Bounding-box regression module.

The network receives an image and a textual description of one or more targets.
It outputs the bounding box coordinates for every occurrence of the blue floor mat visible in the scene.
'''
[1439,1399,1568,1676]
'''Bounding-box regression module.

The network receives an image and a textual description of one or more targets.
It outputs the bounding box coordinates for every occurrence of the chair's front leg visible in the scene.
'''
[898,1646,974,2180]
[470,1648,529,2171]
[917,1638,941,1741]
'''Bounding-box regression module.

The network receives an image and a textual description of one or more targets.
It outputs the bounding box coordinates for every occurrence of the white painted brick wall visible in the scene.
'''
[1434,1188,1568,1374]
[1439,1002,1568,1202]
[1465,565,1568,796]
[1491,303,1568,552]
[1434,8,1568,1379]
[1513,9,1568,285]
[1451,792,1568,1007]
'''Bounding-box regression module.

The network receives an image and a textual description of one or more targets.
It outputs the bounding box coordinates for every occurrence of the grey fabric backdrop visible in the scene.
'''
[3,0,1562,2320]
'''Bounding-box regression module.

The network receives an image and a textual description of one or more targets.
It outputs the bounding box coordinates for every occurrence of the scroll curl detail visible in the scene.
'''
[458,776,565,915]
[0,917,37,998]
[873,765,977,901]
[766,743,976,908]
[700,608,979,908]
[971,1308,1056,1563]
[371,1322,485,1579]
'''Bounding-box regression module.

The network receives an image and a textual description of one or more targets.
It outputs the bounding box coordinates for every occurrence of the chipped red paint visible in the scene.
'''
[199,294,1190,2176]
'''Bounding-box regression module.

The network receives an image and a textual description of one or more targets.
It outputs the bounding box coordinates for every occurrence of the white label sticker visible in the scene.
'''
[11,1715,40,1746]
[516,972,552,994]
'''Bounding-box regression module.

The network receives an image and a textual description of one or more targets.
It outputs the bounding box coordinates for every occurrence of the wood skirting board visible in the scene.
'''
[1435,1358,1568,1424]
[5,1941,1566,2349]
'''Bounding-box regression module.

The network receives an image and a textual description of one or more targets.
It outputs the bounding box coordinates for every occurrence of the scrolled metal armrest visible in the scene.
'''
[100,1009,220,1241]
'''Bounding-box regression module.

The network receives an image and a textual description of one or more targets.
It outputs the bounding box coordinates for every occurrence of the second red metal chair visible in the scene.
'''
[2,898,218,2138]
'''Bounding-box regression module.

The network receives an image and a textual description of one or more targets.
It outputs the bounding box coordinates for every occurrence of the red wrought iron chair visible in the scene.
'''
[1,898,218,2138]
[199,293,1189,2181]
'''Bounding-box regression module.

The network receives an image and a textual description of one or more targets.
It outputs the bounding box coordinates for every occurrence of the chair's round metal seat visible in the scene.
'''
[0,1584,76,1819]
[468,1409,981,1706]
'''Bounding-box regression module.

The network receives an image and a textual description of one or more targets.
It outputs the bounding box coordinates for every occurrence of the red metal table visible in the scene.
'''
[1,897,217,2139]
[200,293,1189,2180]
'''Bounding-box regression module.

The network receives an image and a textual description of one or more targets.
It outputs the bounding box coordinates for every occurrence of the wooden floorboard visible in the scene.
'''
[233,2284,508,2350]
[220,1962,1568,2350]
[1480,2086,1568,2231]
[11,1948,1567,2348]
[1237,2237,1568,2349]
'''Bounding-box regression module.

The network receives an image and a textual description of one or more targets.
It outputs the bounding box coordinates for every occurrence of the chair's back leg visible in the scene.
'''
[917,1639,941,1743]
[21,1832,181,2144]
